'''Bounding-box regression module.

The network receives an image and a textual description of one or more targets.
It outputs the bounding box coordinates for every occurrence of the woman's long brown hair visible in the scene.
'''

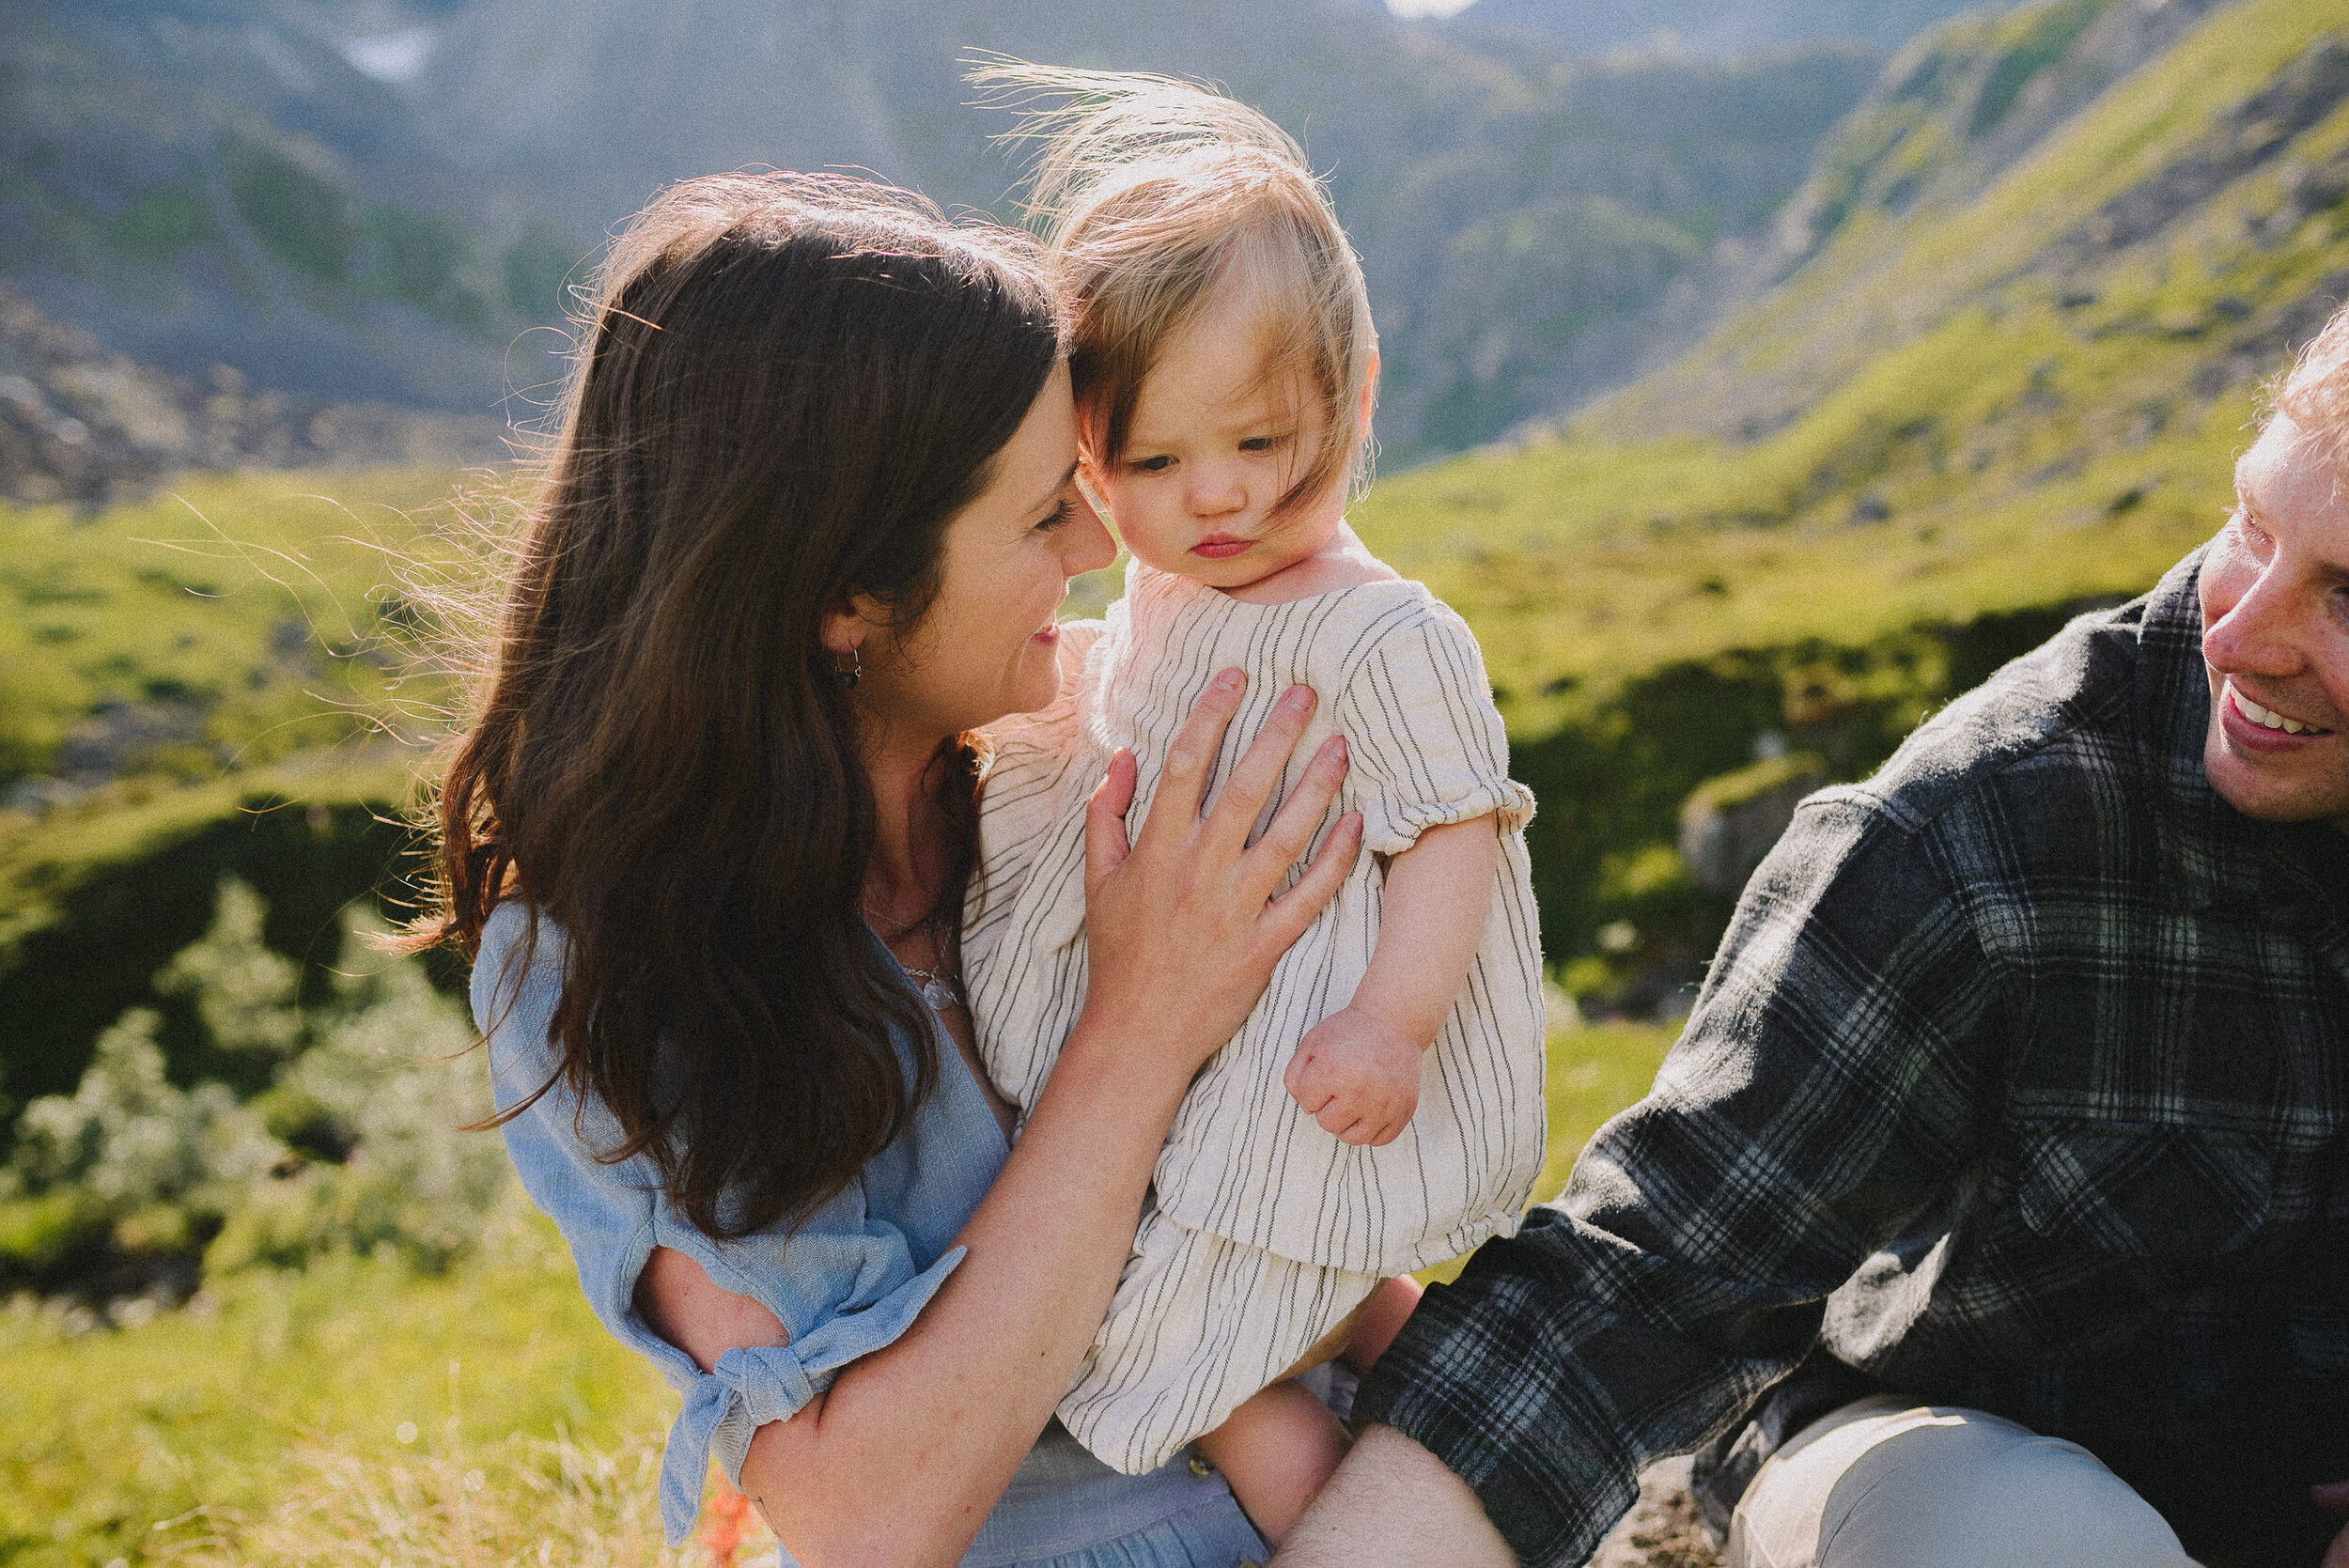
[418,173,1061,1239]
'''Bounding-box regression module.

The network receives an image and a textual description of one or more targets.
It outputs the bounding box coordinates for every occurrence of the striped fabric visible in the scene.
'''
[965,559,1548,1470]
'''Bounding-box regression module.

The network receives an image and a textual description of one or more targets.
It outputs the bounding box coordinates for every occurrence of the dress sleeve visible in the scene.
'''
[1335,600,1534,856]
[471,904,965,1547]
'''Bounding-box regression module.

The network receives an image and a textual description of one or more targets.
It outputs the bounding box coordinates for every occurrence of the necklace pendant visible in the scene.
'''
[919,974,958,1012]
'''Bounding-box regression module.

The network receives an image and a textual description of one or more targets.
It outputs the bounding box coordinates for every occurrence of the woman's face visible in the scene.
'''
[856,364,1116,738]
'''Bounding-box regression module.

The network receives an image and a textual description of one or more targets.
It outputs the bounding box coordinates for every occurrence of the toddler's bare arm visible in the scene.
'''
[1284,815,1500,1144]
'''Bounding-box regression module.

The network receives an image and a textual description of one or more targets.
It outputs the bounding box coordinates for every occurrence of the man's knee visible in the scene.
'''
[1727,1397,2199,1568]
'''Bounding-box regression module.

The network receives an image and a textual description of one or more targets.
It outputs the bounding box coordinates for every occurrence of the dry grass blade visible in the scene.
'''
[148,1428,702,1568]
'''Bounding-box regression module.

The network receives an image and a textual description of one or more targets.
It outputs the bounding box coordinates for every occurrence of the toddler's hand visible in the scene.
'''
[1283,1007,1423,1146]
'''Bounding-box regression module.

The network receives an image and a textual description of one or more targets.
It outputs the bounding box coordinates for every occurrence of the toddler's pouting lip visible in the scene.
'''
[1193,533,1251,560]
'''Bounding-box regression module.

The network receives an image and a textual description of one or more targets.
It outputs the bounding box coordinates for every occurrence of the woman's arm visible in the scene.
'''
[643,674,1361,1568]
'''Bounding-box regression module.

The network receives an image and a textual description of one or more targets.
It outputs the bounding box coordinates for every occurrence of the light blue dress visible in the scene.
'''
[471,900,1273,1565]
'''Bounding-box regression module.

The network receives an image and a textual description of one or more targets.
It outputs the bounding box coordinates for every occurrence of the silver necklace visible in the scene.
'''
[899,962,962,1014]
[863,901,961,1014]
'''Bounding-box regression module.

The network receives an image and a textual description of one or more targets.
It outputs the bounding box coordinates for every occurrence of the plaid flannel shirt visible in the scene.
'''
[1355,549,2349,1566]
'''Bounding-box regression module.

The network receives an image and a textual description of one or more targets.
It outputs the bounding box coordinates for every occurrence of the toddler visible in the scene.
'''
[961,66,1548,1544]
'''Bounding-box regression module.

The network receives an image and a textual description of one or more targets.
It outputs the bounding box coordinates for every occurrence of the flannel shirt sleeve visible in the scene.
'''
[1351,788,2005,1566]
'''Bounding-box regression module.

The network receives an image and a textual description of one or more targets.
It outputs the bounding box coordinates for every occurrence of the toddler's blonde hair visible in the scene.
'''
[971,59,1377,515]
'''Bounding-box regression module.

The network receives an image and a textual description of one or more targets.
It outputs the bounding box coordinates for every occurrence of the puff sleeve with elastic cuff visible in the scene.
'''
[1337,599,1533,856]
[470,903,966,1547]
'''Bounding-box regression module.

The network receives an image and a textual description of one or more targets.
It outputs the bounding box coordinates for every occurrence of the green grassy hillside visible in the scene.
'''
[0,466,468,784]
[1353,0,2349,989]
[0,468,480,1119]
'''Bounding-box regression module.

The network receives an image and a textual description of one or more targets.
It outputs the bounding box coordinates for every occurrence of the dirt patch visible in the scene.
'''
[1585,1457,1724,1568]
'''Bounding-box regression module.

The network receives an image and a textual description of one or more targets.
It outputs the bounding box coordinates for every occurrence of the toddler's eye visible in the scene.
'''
[1239,434,1289,454]
[1131,455,1174,474]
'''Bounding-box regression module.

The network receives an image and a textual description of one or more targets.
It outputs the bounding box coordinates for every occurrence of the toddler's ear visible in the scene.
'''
[1355,348,1380,442]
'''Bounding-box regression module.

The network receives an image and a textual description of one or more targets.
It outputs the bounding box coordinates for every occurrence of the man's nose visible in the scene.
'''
[2203,562,2309,680]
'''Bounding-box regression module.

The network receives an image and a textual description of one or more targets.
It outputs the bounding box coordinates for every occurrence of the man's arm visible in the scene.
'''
[1333,791,2002,1566]
[1273,1424,1516,1566]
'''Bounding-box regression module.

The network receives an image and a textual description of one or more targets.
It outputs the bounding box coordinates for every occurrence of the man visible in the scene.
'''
[1278,308,2349,1568]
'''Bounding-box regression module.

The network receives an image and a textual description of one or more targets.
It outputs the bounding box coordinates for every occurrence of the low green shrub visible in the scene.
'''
[0,882,506,1295]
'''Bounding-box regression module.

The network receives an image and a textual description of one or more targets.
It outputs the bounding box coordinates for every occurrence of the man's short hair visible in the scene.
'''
[2276,298,2349,462]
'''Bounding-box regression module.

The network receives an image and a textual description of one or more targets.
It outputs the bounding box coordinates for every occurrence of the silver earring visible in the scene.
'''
[835,645,861,689]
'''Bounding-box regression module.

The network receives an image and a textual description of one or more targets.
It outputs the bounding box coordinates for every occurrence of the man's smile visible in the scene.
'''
[2225,678,2337,737]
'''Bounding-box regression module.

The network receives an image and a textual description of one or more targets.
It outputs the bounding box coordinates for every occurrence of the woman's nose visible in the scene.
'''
[1065,492,1117,575]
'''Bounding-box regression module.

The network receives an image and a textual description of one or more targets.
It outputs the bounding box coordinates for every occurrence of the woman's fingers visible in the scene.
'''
[1263,810,1363,952]
[1240,732,1348,903]
[1145,668,1246,835]
[1199,683,1318,857]
[1083,748,1140,892]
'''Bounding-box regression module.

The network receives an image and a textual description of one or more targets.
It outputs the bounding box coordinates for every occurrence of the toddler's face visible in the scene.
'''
[1086,285,1340,591]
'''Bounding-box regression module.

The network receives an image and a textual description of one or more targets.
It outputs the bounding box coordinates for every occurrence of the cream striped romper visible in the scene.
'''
[964,558,1548,1475]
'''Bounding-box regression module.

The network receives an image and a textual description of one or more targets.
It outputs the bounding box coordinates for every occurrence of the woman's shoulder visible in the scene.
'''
[471,901,564,1042]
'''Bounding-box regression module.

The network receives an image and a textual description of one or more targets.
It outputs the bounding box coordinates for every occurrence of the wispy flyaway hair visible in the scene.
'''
[969,58,1377,513]
[2278,297,2349,467]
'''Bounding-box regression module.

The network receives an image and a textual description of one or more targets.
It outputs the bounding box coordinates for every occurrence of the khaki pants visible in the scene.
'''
[1724,1394,2202,1568]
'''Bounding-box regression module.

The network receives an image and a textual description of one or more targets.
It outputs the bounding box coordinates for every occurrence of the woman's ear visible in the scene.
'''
[819,604,873,660]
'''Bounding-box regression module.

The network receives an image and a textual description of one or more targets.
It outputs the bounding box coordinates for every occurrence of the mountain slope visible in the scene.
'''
[1347,0,2348,990]
[1447,0,1987,59]
[2,0,1876,458]
[1362,0,2349,732]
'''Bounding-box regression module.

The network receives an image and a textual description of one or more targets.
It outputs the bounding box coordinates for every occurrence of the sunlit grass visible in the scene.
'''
[1,1019,1682,1562]
[0,465,493,784]
[0,1208,679,1567]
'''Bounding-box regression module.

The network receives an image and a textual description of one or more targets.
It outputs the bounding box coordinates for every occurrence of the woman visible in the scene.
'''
[424,170,1363,1567]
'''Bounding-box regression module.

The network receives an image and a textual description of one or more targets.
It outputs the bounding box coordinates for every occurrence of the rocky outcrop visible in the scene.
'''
[0,288,505,510]
[2044,35,2349,271]
[1678,751,1828,897]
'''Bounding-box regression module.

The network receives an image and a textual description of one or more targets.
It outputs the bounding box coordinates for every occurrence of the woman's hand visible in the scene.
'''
[1080,669,1361,1074]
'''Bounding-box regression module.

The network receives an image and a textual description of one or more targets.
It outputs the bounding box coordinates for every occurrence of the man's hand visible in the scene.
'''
[2312,1479,2349,1568]
[1272,1423,1516,1565]
[1283,1006,1423,1145]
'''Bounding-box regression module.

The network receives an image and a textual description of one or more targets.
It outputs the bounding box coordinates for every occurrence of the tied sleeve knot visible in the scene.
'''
[656,1245,965,1545]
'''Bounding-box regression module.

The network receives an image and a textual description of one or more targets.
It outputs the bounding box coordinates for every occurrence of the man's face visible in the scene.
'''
[2199,412,2349,835]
